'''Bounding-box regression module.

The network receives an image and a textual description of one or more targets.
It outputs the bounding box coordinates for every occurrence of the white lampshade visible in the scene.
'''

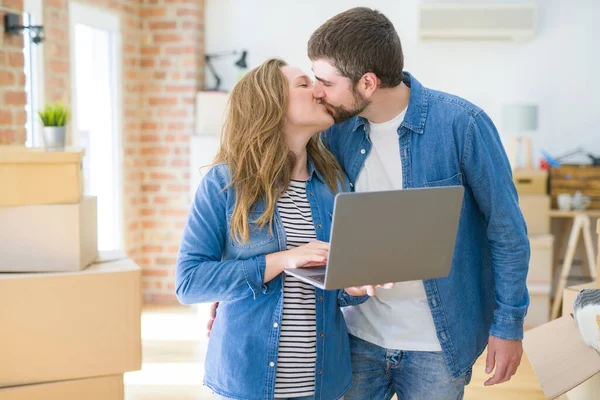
[502,104,538,132]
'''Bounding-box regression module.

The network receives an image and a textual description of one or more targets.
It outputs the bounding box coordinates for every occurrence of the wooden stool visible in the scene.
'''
[550,212,598,319]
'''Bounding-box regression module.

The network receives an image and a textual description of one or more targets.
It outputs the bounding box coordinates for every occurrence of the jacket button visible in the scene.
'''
[318,296,323,301]
[273,322,278,328]
[269,361,275,367]
[309,192,314,197]
[319,332,325,337]
[317,224,322,229]
[360,149,366,154]
[318,370,323,375]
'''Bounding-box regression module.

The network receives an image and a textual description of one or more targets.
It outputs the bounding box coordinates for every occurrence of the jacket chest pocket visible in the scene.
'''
[424,172,463,188]
[227,209,276,249]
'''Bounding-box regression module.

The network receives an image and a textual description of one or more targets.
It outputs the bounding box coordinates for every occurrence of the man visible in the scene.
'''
[307,7,530,400]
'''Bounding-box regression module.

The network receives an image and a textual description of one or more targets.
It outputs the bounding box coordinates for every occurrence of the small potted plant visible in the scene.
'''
[38,101,70,151]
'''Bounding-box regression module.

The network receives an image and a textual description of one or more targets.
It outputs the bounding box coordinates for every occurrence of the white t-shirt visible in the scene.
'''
[341,109,442,351]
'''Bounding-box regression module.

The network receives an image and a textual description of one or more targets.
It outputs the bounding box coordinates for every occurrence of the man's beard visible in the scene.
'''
[321,89,370,124]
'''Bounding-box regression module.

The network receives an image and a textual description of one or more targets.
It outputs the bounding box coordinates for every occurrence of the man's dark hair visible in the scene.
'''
[308,7,404,88]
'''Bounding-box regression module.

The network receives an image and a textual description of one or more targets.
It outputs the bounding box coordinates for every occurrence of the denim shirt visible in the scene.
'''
[176,161,366,400]
[321,72,530,379]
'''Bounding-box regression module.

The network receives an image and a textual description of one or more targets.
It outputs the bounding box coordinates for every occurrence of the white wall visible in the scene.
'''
[206,0,600,163]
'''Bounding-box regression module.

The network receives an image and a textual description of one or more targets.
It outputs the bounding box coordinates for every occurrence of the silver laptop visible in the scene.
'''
[285,186,464,290]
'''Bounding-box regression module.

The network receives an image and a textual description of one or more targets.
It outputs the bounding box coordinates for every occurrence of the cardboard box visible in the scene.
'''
[0,196,98,272]
[519,195,551,235]
[525,282,551,329]
[0,375,123,400]
[524,316,600,399]
[0,257,141,387]
[0,146,84,207]
[514,169,548,195]
[562,282,597,317]
[528,234,554,283]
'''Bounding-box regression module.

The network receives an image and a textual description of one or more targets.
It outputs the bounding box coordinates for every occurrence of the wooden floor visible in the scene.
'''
[125,305,546,400]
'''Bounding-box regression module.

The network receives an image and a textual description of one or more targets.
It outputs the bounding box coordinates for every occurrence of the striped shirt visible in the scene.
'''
[274,180,317,398]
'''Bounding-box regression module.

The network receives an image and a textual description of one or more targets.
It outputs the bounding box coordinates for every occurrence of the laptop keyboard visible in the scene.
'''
[308,274,326,284]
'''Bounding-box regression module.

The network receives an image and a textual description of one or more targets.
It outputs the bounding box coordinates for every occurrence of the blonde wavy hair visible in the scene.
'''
[215,58,344,243]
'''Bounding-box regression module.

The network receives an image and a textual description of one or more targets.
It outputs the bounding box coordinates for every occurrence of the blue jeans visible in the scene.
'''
[214,395,343,400]
[345,335,472,400]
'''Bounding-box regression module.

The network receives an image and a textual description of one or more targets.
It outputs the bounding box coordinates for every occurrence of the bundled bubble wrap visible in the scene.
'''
[573,289,600,353]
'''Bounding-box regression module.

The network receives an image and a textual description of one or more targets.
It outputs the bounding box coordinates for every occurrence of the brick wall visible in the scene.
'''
[0,0,27,144]
[43,0,145,296]
[1,0,204,303]
[139,0,204,303]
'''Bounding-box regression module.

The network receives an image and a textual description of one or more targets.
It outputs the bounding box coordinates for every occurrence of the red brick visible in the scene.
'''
[155,257,177,265]
[46,43,69,59]
[142,220,170,229]
[142,183,161,192]
[165,46,196,55]
[141,59,155,68]
[48,60,69,74]
[3,0,24,10]
[150,171,176,180]
[0,71,15,85]
[6,52,24,68]
[141,134,160,142]
[141,7,166,18]
[13,109,26,125]
[182,21,202,30]
[141,147,170,156]
[4,91,26,106]
[45,0,66,8]
[166,184,189,193]
[145,158,167,167]
[158,109,188,118]
[149,21,177,30]
[165,84,196,93]
[177,8,200,17]
[141,245,163,253]
[141,46,161,56]
[45,26,69,42]
[0,129,15,144]
[0,110,12,125]
[154,196,169,205]
[154,33,182,43]
[148,97,177,105]
[141,208,156,216]
[143,269,170,277]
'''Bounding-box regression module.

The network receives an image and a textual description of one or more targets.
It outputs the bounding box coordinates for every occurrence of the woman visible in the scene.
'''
[175,59,370,400]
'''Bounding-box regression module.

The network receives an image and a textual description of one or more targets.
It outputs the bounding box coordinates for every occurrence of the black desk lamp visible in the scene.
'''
[205,50,248,92]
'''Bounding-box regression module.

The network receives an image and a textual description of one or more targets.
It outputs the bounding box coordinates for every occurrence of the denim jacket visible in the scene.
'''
[176,161,366,400]
[320,72,530,379]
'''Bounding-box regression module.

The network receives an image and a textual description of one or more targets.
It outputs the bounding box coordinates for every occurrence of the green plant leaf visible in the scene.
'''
[38,101,70,127]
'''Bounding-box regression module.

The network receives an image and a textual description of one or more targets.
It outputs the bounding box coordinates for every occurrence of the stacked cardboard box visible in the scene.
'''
[0,146,141,399]
[515,169,554,328]
[523,220,600,399]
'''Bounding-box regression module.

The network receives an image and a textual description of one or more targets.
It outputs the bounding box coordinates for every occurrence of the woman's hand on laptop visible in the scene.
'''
[264,241,329,282]
[345,282,395,297]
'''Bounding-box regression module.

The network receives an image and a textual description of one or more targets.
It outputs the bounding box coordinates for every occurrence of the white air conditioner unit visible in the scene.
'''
[419,3,536,40]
